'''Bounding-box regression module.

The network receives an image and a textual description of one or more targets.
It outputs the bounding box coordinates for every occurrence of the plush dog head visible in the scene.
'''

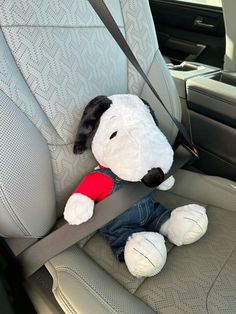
[74,94,173,187]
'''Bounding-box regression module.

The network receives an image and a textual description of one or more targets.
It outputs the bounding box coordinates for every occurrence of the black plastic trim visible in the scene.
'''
[187,87,236,129]
[150,0,223,14]
[190,110,236,166]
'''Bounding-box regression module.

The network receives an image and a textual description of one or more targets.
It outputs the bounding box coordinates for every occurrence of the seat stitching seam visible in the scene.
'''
[0,185,30,235]
[56,266,121,314]
[206,244,236,313]
[56,266,119,314]
[1,25,125,29]
[49,259,79,314]
[201,177,236,193]
[0,87,64,146]
[119,0,129,93]
[200,174,236,192]
[49,260,99,314]
[56,288,76,314]
[0,27,65,144]
[157,52,178,117]
[119,2,157,96]
[167,190,235,212]
[154,52,179,143]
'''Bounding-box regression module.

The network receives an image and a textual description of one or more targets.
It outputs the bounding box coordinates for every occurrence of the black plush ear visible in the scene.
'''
[74,95,112,154]
[141,98,159,127]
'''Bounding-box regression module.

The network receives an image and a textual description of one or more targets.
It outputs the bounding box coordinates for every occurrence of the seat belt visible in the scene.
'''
[16,0,198,278]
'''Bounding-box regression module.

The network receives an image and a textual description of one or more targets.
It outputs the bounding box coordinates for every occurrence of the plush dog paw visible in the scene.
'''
[157,175,175,191]
[64,193,94,225]
[160,204,208,246]
[124,232,167,278]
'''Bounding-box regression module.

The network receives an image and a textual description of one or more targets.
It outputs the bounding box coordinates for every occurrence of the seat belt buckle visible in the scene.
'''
[183,143,199,159]
[191,146,199,158]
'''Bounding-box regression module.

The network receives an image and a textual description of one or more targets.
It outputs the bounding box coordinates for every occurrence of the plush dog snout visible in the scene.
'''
[141,167,165,188]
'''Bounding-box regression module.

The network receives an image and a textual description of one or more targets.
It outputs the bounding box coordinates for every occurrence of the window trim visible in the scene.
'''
[151,0,223,13]
[174,0,222,8]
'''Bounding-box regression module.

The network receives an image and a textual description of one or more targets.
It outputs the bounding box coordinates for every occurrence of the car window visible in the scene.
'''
[173,0,222,7]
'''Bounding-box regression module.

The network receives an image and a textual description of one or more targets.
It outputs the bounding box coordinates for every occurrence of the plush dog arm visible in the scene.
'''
[160,204,208,246]
[64,170,112,225]
[64,193,94,225]
[157,175,175,191]
[124,232,167,278]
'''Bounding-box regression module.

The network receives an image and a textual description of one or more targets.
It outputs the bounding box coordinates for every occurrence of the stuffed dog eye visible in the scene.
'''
[109,131,117,139]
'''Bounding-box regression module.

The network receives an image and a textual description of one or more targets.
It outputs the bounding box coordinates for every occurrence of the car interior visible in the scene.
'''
[0,0,235,313]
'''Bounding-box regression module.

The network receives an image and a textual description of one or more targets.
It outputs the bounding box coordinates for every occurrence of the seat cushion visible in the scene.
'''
[46,170,236,314]
[46,246,155,314]
[135,200,236,313]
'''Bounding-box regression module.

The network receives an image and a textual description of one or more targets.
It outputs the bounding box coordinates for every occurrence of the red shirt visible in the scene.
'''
[73,171,113,202]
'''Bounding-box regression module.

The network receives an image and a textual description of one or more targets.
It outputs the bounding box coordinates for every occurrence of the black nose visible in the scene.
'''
[141,167,165,188]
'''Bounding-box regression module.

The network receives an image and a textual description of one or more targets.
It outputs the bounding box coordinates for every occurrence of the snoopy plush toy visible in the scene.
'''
[64,94,208,278]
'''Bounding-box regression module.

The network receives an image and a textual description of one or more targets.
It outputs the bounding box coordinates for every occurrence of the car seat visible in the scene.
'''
[0,0,236,313]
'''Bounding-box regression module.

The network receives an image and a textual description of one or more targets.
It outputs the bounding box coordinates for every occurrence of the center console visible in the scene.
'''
[187,70,236,128]
[168,61,219,133]
[169,61,219,98]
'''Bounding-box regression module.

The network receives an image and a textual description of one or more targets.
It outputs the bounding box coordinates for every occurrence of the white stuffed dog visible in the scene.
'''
[64,94,208,278]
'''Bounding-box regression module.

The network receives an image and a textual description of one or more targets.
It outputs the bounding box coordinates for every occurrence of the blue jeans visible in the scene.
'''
[100,192,170,261]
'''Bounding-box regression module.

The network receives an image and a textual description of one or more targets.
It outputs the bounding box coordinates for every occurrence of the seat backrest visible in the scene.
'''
[0,0,181,238]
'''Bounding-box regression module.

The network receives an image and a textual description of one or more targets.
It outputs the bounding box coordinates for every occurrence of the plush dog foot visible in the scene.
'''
[160,204,208,246]
[157,175,175,191]
[124,231,167,278]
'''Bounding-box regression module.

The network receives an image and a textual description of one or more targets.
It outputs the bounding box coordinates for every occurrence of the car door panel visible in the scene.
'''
[187,75,236,128]
[187,74,236,181]
[150,0,225,67]
[149,0,235,180]
[190,110,236,180]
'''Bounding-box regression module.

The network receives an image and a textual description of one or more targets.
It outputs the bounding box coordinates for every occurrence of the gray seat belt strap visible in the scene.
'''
[17,145,192,278]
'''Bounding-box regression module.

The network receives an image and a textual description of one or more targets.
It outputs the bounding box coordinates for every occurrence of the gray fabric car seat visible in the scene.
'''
[0,1,236,313]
